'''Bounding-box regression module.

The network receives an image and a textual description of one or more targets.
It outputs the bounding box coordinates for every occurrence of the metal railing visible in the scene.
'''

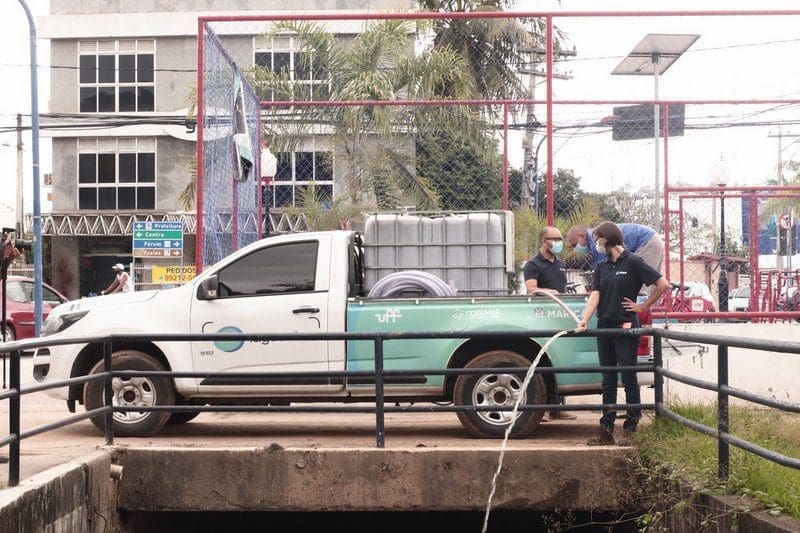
[2,327,799,489]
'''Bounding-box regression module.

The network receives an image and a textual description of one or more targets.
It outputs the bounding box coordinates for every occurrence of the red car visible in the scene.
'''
[1,276,69,342]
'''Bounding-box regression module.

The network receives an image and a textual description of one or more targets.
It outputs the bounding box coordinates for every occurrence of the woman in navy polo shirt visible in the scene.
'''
[576,222,669,445]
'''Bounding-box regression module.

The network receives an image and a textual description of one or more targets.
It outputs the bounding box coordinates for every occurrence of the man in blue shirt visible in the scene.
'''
[567,223,664,274]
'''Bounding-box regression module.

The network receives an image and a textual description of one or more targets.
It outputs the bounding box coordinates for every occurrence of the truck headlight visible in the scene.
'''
[43,310,89,336]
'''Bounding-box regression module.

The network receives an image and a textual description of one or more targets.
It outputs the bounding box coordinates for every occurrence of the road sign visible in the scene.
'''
[132,221,184,258]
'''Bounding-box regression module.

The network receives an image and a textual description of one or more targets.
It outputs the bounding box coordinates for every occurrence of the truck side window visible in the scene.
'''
[216,241,318,298]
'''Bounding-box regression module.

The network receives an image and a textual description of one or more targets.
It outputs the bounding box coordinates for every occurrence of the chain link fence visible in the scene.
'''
[199,11,800,319]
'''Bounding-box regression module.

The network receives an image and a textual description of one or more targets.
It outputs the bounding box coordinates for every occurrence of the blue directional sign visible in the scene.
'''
[132,221,184,258]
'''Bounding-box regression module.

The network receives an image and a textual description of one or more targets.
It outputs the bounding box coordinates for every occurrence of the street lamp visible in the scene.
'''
[717,177,729,314]
[612,34,699,233]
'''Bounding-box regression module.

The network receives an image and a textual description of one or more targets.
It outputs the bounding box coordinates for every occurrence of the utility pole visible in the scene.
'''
[16,114,23,235]
[519,45,575,211]
[519,49,539,210]
[768,130,800,272]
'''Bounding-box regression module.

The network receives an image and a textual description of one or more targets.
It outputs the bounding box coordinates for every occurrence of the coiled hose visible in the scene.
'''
[367,270,457,298]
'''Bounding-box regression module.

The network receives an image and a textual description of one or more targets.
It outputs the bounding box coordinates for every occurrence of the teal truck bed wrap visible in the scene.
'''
[346,295,601,391]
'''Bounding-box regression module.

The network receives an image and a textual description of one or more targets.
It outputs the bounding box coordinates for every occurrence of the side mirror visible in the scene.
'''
[197,275,219,300]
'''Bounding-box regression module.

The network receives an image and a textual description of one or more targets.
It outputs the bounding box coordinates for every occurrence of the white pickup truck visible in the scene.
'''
[33,230,652,438]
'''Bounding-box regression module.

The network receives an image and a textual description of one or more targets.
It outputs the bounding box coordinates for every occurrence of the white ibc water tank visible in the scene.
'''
[363,211,513,296]
[423,216,445,282]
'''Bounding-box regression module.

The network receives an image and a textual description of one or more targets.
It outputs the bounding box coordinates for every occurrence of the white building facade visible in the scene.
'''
[38,0,405,298]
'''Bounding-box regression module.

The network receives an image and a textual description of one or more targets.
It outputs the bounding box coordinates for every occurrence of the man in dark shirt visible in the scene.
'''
[523,226,567,294]
[522,226,575,420]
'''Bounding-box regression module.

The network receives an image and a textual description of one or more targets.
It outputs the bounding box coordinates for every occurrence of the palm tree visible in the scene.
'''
[417,0,565,100]
[415,1,566,209]
[249,19,494,211]
[760,162,800,223]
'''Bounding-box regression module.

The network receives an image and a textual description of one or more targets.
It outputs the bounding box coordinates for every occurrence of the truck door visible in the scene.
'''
[191,235,338,394]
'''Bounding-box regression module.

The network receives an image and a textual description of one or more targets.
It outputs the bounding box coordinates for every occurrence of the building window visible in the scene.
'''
[78,138,156,210]
[254,36,329,101]
[270,150,333,208]
[79,40,155,113]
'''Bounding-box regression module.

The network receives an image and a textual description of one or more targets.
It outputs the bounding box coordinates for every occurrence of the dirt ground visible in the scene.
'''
[1,355,651,485]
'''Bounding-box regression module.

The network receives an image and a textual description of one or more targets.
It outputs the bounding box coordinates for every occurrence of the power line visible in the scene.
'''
[558,37,800,64]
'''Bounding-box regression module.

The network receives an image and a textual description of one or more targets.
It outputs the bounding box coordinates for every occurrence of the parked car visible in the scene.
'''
[1,276,69,342]
[727,286,751,321]
[778,286,800,311]
[727,286,750,312]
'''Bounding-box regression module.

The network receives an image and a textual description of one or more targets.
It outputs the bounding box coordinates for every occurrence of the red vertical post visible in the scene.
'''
[502,102,509,210]
[195,20,205,273]
[662,104,670,279]
[545,15,554,225]
[749,194,759,314]
[679,197,686,297]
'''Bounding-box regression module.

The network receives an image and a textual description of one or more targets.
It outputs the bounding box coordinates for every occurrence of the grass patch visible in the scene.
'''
[635,403,800,519]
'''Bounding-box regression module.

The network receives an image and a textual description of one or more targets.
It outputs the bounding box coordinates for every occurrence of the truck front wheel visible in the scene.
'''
[84,350,175,437]
[453,350,546,438]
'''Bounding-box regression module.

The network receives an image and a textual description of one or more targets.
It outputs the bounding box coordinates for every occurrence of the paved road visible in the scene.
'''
[1,356,651,485]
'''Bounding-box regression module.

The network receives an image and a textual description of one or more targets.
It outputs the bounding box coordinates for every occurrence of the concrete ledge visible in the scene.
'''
[116,446,637,512]
[0,450,117,533]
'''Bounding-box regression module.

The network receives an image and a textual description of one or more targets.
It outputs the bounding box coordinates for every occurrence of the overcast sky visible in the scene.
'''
[0,1,798,227]
[516,0,800,196]
[0,0,50,226]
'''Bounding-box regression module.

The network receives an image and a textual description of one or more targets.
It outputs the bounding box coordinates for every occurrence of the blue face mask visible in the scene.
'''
[550,240,564,254]
[575,244,588,255]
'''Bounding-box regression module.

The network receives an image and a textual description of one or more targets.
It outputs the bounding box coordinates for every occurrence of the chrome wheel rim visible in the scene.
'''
[111,376,157,424]
[471,372,526,427]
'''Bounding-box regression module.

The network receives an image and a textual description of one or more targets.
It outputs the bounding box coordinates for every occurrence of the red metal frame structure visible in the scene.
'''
[667,186,800,321]
[197,9,800,274]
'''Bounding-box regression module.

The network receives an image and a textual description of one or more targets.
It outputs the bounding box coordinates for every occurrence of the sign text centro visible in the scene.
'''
[132,221,184,258]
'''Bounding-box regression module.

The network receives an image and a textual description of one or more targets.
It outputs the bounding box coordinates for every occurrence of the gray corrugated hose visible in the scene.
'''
[367,270,457,298]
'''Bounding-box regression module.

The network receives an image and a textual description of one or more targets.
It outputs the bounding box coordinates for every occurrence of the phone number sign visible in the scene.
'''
[132,221,184,258]
[152,265,196,283]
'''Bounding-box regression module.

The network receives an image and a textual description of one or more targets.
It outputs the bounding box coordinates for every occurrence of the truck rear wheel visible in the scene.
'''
[453,350,546,439]
[167,396,201,425]
[84,350,175,437]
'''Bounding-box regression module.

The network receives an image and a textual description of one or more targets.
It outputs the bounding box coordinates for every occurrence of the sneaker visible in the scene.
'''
[586,426,615,446]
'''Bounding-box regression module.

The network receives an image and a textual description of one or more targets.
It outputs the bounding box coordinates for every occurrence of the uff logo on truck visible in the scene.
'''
[375,309,402,323]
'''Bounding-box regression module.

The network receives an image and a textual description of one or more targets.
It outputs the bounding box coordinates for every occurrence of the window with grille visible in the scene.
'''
[78,138,156,210]
[254,36,329,101]
[270,150,333,208]
[79,40,155,113]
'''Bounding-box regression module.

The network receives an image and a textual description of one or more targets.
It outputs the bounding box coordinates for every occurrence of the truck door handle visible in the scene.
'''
[292,307,320,314]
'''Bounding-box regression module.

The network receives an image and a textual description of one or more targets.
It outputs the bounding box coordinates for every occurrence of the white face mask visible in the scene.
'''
[595,240,607,255]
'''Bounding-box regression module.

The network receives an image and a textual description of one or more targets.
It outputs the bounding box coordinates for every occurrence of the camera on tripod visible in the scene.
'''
[1,228,32,252]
